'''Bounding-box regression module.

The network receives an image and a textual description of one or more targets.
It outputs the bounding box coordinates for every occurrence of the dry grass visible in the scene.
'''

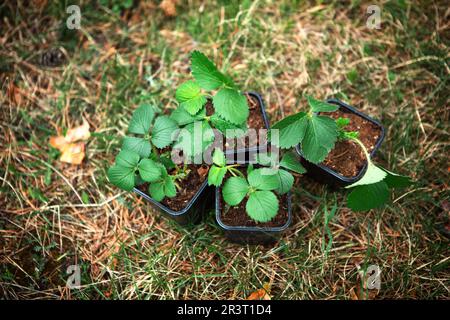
[0,0,449,299]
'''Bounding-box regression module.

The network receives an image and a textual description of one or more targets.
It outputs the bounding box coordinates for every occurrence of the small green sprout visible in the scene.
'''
[214,151,305,223]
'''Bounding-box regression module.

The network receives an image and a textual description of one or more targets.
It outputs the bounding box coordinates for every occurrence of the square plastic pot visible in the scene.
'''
[215,188,292,245]
[133,180,214,225]
[295,98,385,187]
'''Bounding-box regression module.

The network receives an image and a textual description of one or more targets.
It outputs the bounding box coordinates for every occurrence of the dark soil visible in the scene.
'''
[139,164,209,211]
[219,193,289,228]
[321,108,382,177]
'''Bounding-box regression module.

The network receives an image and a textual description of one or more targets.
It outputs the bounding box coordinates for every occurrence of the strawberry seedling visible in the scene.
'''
[213,151,304,223]
[171,51,250,158]
[107,51,260,210]
[271,96,412,212]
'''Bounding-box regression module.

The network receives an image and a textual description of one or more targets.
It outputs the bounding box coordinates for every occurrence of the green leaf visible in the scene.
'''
[107,165,135,191]
[176,80,207,115]
[274,169,294,195]
[115,149,140,168]
[208,165,227,187]
[307,96,339,113]
[159,155,176,170]
[248,168,280,191]
[222,176,249,206]
[151,116,178,149]
[164,176,177,198]
[108,150,140,191]
[347,181,389,211]
[383,169,413,189]
[259,167,279,176]
[173,121,215,157]
[149,181,165,201]
[301,115,338,163]
[128,103,155,134]
[138,158,161,182]
[271,112,308,148]
[247,163,254,175]
[280,151,306,174]
[191,51,230,90]
[210,114,247,138]
[346,162,387,188]
[212,148,226,167]
[213,88,249,125]
[122,136,151,158]
[148,176,176,201]
[170,105,206,126]
[246,191,279,223]
[256,152,275,166]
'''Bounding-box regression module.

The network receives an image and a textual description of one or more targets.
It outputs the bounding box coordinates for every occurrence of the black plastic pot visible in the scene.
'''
[224,91,270,164]
[295,98,385,187]
[133,180,214,225]
[215,188,292,245]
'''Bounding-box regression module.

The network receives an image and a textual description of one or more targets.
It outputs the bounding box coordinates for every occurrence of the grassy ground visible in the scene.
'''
[0,0,449,299]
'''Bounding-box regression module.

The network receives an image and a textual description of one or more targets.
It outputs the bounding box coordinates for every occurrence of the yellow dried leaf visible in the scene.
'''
[49,135,68,150]
[59,142,85,165]
[49,119,90,165]
[65,119,90,142]
[246,283,271,300]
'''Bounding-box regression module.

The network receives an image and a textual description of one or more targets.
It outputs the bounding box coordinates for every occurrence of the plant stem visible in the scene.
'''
[349,137,371,163]
[228,167,244,178]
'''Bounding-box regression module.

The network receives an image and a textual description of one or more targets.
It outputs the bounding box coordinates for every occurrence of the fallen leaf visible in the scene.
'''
[159,0,177,17]
[59,142,85,165]
[246,283,271,300]
[49,119,90,165]
[65,119,91,142]
[49,135,64,149]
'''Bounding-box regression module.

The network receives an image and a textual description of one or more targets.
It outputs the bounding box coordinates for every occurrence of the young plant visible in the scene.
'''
[271,96,339,163]
[272,96,412,212]
[107,102,194,201]
[107,147,192,202]
[172,51,249,157]
[337,120,412,211]
[108,51,251,203]
[215,151,304,223]
[222,166,281,223]
[122,103,178,158]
